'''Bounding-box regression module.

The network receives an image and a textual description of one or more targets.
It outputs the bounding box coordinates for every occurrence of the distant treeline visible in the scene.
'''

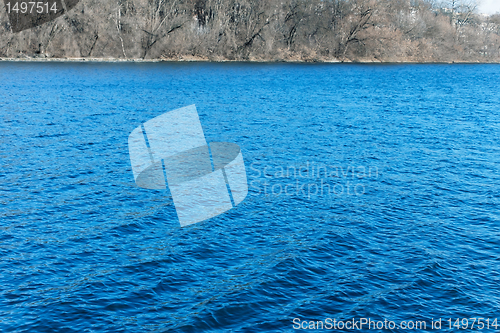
[1,0,500,62]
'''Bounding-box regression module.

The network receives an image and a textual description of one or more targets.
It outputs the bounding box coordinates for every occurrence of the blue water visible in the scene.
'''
[1,62,500,332]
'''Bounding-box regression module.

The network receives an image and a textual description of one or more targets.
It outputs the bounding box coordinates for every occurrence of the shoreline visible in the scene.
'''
[1,57,499,64]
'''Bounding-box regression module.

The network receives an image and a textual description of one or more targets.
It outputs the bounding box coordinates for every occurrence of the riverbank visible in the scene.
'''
[2,0,500,67]
[1,56,499,64]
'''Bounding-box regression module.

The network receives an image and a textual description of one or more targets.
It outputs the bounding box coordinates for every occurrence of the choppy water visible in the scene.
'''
[1,62,500,332]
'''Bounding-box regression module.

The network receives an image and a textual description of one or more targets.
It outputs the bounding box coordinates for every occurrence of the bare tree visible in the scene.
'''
[0,0,499,62]
[141,0,186,59]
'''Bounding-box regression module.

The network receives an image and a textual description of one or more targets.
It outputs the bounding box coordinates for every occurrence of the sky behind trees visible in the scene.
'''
[478,0,500,15]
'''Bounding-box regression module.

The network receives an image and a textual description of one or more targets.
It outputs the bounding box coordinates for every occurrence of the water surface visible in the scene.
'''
[1,62,500,331]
